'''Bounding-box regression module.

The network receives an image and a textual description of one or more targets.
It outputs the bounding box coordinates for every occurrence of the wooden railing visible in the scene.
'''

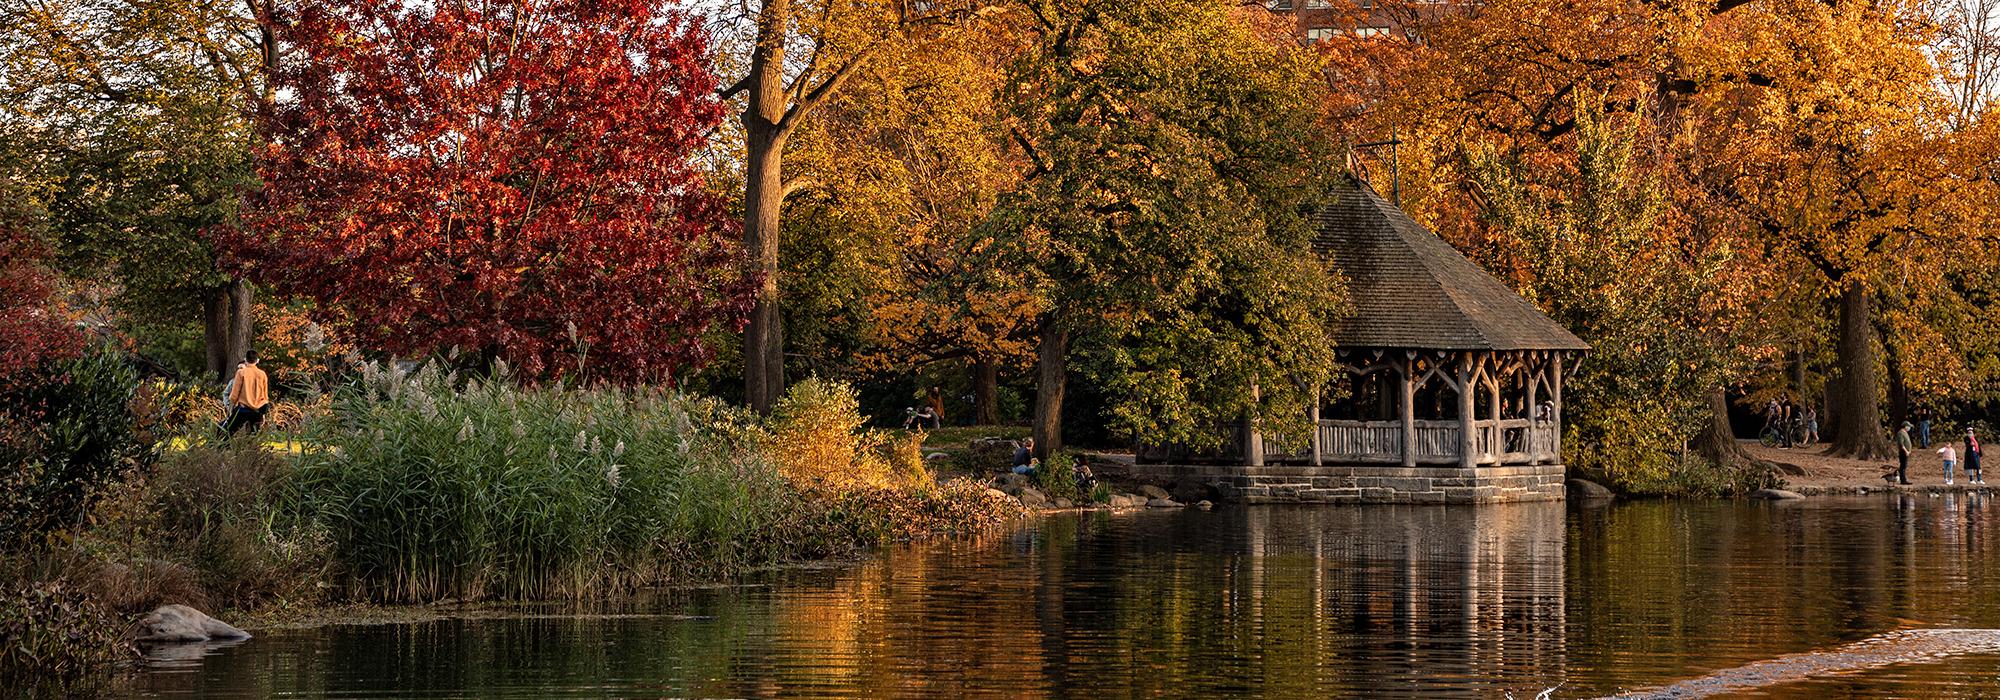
[1302,418,1557,466]
[1317,420,1405,463]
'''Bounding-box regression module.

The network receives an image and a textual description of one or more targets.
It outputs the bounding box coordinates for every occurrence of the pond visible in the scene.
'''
[134,495,2000,698]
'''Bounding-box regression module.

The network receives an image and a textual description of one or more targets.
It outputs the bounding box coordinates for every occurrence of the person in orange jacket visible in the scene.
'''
[223,351,271,437]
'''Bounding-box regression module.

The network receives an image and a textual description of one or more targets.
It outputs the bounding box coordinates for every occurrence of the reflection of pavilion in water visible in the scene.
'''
[1233,503,1568,694]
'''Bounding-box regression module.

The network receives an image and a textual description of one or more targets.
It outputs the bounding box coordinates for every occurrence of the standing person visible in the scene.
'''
[223,351,271,437]
[1803,406,1820,445]
[925,386,946,429]
[1897,421,1914,485]
[1939,442,1958,485]
[1967,428,1984,485]
[1918,407,1933,448]
[1778,397,1795,447]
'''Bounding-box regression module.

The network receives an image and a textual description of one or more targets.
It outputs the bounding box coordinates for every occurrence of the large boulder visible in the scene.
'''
[1566,478,1614,500]
[1146,498,1183,508]
[1137,484,1172,501]
[993,472,1030,489]
[1017,488,1050,508]
[135,605,250,643]
[1171,481,1215,504]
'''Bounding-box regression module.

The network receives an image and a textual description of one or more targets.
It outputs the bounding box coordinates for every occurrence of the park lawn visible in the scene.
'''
[917,424,1031,454]
[163,435,319,455]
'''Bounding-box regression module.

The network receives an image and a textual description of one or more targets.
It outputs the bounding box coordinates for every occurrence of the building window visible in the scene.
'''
[1305,27,1338,43]
[1268,0,1294,10]
[1305,0,1332,8]
[1352,25,1390,38]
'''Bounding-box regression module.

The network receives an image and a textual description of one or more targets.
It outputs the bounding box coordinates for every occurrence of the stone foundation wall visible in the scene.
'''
[1124,463,1566,504]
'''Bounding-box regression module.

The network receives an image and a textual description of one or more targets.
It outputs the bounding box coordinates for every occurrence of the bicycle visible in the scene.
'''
[1760,421,1812,448]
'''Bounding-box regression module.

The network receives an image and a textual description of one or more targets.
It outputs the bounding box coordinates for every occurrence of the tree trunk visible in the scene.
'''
[973,357,999,425]
[1695,387,1752,467]
[200,279,255,383]
[740,0,792,414]
[228,278,253,367]
[202,287,231,383]
[1033,323,1067,459]
[1828,283,1891,459]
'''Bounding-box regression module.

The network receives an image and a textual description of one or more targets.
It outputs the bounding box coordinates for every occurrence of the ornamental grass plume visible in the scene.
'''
[294,361,800,602]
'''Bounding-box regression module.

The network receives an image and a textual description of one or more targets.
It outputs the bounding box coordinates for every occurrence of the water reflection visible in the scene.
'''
[135,498,2000,698]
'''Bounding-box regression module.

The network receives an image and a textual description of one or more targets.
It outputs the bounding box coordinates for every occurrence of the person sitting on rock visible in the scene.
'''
[1013,438,1034,471]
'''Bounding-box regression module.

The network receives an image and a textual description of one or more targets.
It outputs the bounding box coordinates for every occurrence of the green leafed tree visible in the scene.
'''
[989,0,1348,456]
[1,0,274,380]
[1470,97,1762,494]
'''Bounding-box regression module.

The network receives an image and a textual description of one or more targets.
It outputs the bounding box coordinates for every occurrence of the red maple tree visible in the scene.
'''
[230,0,752,384]
[0,222,83,386]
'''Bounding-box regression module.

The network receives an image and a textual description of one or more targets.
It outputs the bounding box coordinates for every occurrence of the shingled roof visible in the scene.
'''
[1311,177,1589,352]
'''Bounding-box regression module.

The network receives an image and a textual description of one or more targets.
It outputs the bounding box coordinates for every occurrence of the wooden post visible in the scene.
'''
[1551,353,1565,461]
[1457,353,1477,470]
[1309,386,1323,467]
[1525,353,1540,464]
[1400,355,1417,467]
[1245,379,1265,467]
[1485,363,1501,462]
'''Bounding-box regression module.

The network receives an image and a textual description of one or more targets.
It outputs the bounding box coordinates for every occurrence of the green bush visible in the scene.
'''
[0,348,156,548]
[1037,452,1081,502]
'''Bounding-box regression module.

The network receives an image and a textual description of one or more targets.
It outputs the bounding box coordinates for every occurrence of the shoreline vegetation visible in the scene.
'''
[0,355,1025,695]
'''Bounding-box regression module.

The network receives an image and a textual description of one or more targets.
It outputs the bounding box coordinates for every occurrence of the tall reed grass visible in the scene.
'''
[293,363,792,601]
[292,363,1016,603]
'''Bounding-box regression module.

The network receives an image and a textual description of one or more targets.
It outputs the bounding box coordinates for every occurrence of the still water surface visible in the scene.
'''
[137,496,2000,698]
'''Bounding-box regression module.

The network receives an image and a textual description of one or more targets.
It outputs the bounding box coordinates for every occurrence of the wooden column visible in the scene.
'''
[1551,353,1565,461]
[1400,355,1417,467]
[1456,352,1477,470]
[1525,353,1541,464]
[1485,361,1501,462]
[1308,387,1323,467]
[1244,379,1265,467]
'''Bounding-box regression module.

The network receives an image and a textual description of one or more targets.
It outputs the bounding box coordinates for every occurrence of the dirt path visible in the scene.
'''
[1742,440,1995,495]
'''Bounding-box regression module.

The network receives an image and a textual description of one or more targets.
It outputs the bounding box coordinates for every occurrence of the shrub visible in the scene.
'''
[763,377,910,488]
[0,348,156,548]
[80,442,330,612]
[1038,452,1081,502]
[0,579,129,695]
[814,479,1021,544]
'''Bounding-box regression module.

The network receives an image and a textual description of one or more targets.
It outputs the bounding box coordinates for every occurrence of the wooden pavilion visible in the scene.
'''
[1132,177,1589,504]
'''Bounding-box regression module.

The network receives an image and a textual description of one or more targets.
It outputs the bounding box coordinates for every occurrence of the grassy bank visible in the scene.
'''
[2,360,1018,691]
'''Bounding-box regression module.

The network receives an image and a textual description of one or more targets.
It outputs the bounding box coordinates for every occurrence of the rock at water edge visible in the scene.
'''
[1137,484,1172,500]
[1566,478,1614,499]
[136,605,250,643]
[1749,488,1806,500]
[1146,498,1183,508]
